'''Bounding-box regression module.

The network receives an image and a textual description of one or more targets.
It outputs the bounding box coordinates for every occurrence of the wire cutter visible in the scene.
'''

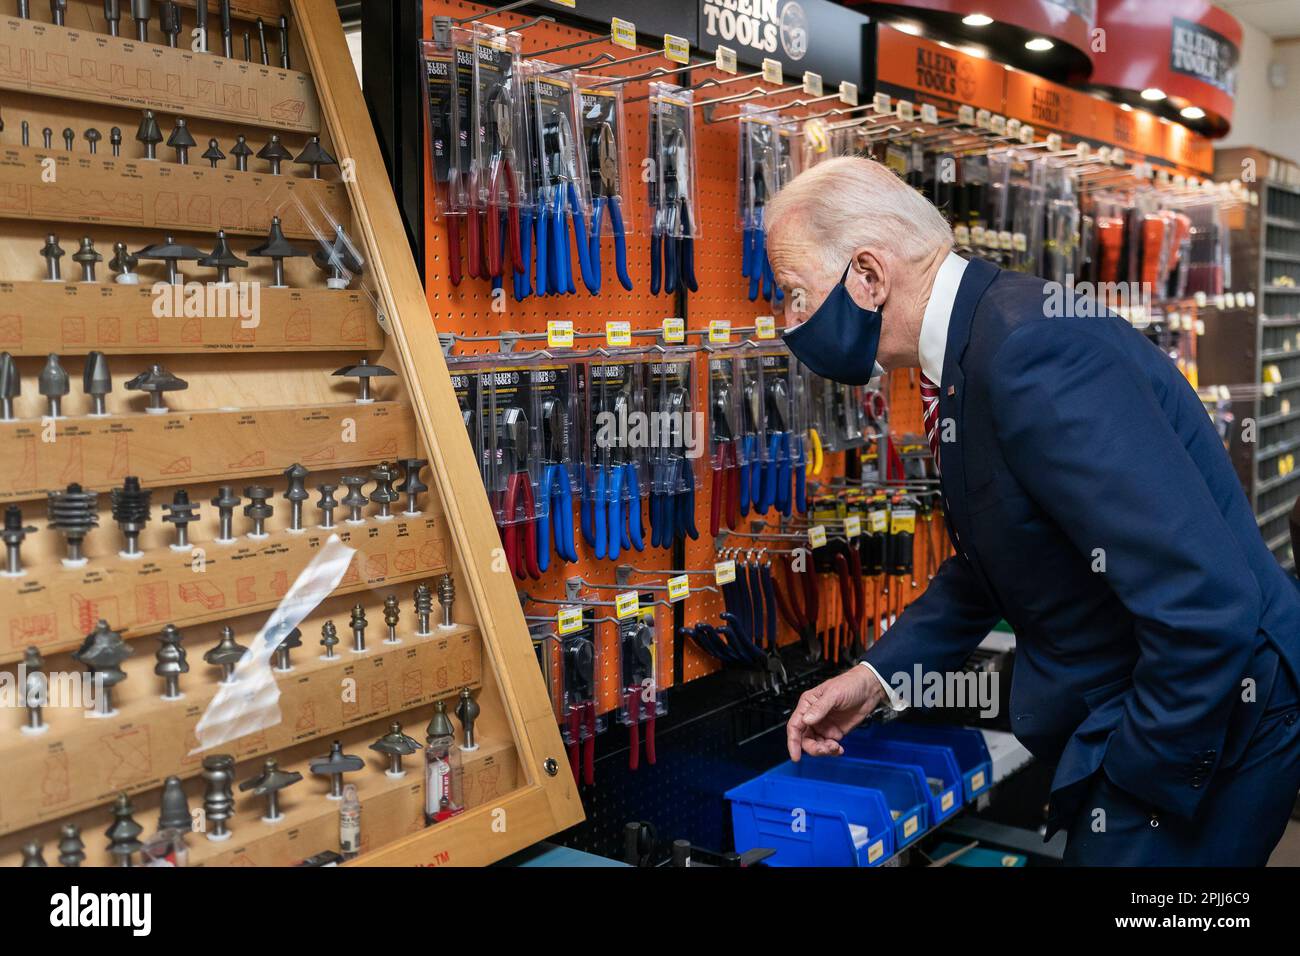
[773,552,821,661]
[738,379,762,516]
[563,635,597,786]
[485,91,523,281]
[498,407,541,581]
[543,111,597,295]
[759,376,792,516]
[662,127,698,295]
[609,390,644,558]
[589,122,632,293]
[622,619,657,770]
[709,386,740,536]
[537,398,576,570]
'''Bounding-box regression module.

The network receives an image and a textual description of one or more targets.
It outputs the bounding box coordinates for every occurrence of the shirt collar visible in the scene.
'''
[918,251,969,385]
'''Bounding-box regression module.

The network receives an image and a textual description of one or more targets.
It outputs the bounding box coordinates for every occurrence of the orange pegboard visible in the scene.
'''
[419,3,947,712]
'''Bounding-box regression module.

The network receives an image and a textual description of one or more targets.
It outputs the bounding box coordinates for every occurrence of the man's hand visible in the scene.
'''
[786,665,884,761]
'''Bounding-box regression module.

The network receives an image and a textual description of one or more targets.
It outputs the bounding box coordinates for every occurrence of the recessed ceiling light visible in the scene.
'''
[962,13,993,27]
[1140,87,1166,101]
[1180,105,1206,120]
[1025,37,1055,52]
[1119,103,1133,111]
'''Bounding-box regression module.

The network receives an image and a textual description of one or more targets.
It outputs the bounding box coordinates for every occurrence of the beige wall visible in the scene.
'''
[1220,24,1300,164]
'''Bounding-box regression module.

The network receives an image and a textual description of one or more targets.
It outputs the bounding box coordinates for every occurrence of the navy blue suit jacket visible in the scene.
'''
[864,257,1300,826]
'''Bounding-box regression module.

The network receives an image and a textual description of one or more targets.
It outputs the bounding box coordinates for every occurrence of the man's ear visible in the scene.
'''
[850,248,889,310]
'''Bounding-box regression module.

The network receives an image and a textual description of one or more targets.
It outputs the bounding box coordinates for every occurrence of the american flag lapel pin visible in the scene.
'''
[947,385,956,397]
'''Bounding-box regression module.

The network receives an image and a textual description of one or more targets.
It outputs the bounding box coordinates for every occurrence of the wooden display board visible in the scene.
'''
[0,0,582,869]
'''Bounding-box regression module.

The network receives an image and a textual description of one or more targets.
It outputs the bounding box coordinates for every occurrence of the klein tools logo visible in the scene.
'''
[702,0,806,61]
[49,887,152,937]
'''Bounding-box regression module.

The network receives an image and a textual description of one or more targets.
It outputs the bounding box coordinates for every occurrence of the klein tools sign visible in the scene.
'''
[700,0,806,60]
[1170,17,1238,96]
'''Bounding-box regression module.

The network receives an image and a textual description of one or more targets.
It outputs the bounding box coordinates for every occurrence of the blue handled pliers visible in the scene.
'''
[537,397,577,570]
[542,110,597,296]
[589,122,632,293]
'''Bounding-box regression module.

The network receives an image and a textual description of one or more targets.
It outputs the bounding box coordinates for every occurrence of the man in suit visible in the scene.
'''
[774,157,1300,865]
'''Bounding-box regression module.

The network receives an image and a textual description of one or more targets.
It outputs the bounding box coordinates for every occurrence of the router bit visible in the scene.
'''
[438,574,456,629]
[248,215,308,288]
[210,485,239,542]
[279,14,289,69]
[135,110,162,159]
[104,0,120,36]
[83,351,112,415]
[159,0,179,46]
[110,241,139,284]
[283,463,309,531]
[242,30,250,62]
[48,483,98,564]
[340,475,368,523]
[42,126,52,149]
[319,620,339,659]
[218,0,232,57]
[349,603,367,653]
[240,758,302,822]
[414,583,433,636]
[107,793,144,865]
[72,237,102,283]
[201,754,235,840]
[230,134,252,171]
[295,136,338,179]
[40,234,64,281]
[154,623,188,699]
[193,0,207,50]
[456,687,480,751]
[368,462,399,519]
[242,485,273,536]
[333,357,396,404]
[124,362,187,413]
[22,646,46,732]
[205,625,247,683]
[62,127,74,151]
[370,721,421,777]
[309,740,364,799]
[2,505,37,576]
[50,0,65,27]
[131,0,150,42]
[73,620,132,716]
[161,489,199,548]
[316,484,338,529]
[110,476,151,557]
[58,824,85,867]
[39,353,69,418]
[272,624,301,671]
[257,134,292,175]
[255,17,268,64]
[0,352,16,420]
[383,594,400,644]
[201,137,224,167]
[426,698,455,745]
[397,459,428,515]
[84,127,101,155]
[136,234,203,284]
[197,229,246,284]
[166,117,195,163]
[110,126,122,156]
[313,225,364,289]
[157,775,191,832]
[20,120,28,146]
[17,1,29,18]
[21,841,46,867]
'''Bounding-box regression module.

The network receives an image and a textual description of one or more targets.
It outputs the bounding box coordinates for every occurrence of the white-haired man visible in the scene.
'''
[777,156,1300,865]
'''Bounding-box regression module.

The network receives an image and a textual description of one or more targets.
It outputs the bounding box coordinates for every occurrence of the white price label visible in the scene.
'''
[755,315,776,340]
[808,525,827,548]
[802,71,823,96]
[873,91,890,114]
[838,81,858,106]
[762,58,783,84]
[715,46,738,74]
[844,515,862,538]
[920,103,938,124]
[957,105,975,125]
[896,99,914,121]
[714,560,736,585]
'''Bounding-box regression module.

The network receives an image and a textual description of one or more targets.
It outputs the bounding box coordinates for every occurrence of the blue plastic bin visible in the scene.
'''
[839,737,963,824]
[765,757,931,849]
[853,724,993,802]
[726,774,895,867]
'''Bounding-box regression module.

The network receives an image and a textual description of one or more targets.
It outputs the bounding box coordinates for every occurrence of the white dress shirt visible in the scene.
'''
[860,251,969,711]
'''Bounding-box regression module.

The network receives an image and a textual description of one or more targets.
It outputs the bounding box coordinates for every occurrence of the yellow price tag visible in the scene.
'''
[755,315,776,340]
[868,510,888,533]
[714,560,736,585]
[662,317,685,344]
[890,508,916,535]
[971,771,986,792]
[615,591,639,620]
[550,0,576,7]
[606,320,631,347]
[844,515,861,538]
[667,574,689,603]
[868,841,884,863]
[664,34,690,64]
[941,791,955,812]
[808,525,827,548]
[903,816,918,838]
[547,320,574,348]
[557,606,583,635]
[708,320,732,344]
[610,17,636,51]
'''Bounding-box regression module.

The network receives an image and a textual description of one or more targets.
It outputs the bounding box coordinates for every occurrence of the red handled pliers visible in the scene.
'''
[623,619,657,771]
[563,634,597,786]
[486,90,523,280]
[498,407,541,580]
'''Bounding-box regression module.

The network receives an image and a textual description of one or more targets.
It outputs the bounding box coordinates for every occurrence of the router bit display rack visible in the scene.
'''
[0,0,581,868]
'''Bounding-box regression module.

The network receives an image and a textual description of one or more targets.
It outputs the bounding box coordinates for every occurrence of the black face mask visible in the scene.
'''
[782,262,884,386]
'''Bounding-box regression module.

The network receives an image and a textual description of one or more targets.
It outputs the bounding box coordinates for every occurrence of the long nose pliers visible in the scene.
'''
[589,121,632,293]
